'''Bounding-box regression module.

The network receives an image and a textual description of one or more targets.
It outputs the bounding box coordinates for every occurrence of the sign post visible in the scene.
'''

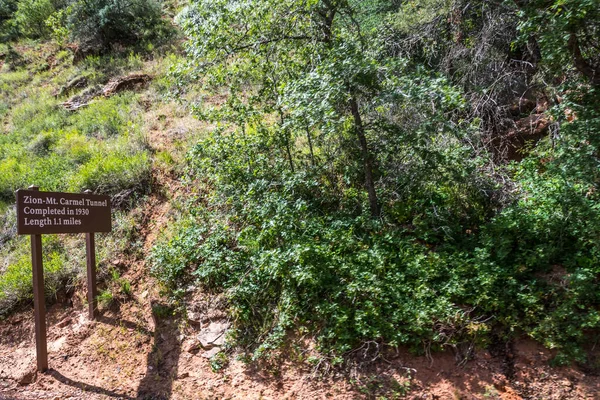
[28,186,48,372]
[16,187,112,371]
[84,189,98,320]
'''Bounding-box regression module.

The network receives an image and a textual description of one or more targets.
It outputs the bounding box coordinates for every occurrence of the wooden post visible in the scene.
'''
[84,190,98,320]
[29,186,48,372]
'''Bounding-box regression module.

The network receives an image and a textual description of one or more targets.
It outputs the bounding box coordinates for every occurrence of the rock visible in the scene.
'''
[17,369,36,386]
[187,311,201,328]
[56,317,72,328]
[202,347,222,359]
[54,76,88,97]
[183,340,200,354]
[61,86,101,111]
[102,74,151,97]
[197,321,230,349]
[178,372,190,379]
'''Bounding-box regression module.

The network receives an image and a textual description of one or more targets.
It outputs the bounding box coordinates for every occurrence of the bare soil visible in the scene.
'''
[0,293,599,400]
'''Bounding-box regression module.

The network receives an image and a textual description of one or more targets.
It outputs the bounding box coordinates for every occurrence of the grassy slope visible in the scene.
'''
[0,38,196,316]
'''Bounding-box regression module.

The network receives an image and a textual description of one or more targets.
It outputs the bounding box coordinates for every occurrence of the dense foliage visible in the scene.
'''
[68,0,166,50]
[150,0,600,365]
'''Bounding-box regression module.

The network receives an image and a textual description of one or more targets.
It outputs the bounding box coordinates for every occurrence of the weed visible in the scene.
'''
[120,279,132,297]
[97,289,114,309]
[210,351,228,372]
[151,302,174,319]
[482,385,500,399]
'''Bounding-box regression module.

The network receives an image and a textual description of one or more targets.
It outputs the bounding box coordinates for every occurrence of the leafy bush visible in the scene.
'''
[152,98,600,362]
[151,127,487,359]
[0,0,17,21]
[0,0,18,39]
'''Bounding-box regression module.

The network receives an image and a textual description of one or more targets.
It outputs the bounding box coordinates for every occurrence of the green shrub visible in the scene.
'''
[68,0,165,51]
[0,235,79,315]
[0,0,17,21]
[0,157,25,201]
[152,87,600,363]
[0,0,18,39]
[44,3,70,44]
[14,0,54,38]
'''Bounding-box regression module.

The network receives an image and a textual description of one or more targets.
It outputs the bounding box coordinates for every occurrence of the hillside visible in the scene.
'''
[1,0,600,399]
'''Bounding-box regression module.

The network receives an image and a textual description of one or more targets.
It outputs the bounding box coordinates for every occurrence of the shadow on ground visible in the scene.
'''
[42,308,182,400]
[136,301,181,400]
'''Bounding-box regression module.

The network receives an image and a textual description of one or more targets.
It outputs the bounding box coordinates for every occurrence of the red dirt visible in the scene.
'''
[1,291,599,400]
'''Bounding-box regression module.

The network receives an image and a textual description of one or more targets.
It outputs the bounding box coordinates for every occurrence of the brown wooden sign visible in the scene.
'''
[16,187,112,372]
[16,189,111,234]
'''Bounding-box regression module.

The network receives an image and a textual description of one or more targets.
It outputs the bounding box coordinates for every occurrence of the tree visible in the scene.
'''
[178,0,386,216]
[515,0,600,85]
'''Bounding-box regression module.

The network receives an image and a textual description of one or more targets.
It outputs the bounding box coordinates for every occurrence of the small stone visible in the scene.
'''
[178,372,190,379]
[202,347,222,359]
[197,321,230,349]
[56,317,72,328]
[183,340,200,354]
[18,370,36,386]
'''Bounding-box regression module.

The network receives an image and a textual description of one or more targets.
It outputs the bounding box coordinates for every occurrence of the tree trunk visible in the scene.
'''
[306,126,315,167]
[567,33,600,85]
[349,96,380,217]
[279,112,295,173]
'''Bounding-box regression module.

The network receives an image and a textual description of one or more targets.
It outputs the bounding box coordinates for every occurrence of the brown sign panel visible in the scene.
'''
[16,190,112,234]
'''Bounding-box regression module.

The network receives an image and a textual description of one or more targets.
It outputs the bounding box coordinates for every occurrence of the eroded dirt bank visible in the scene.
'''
[1,294,599,400]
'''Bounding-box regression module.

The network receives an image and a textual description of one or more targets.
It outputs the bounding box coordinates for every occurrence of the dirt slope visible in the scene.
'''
[1,295,599,400]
